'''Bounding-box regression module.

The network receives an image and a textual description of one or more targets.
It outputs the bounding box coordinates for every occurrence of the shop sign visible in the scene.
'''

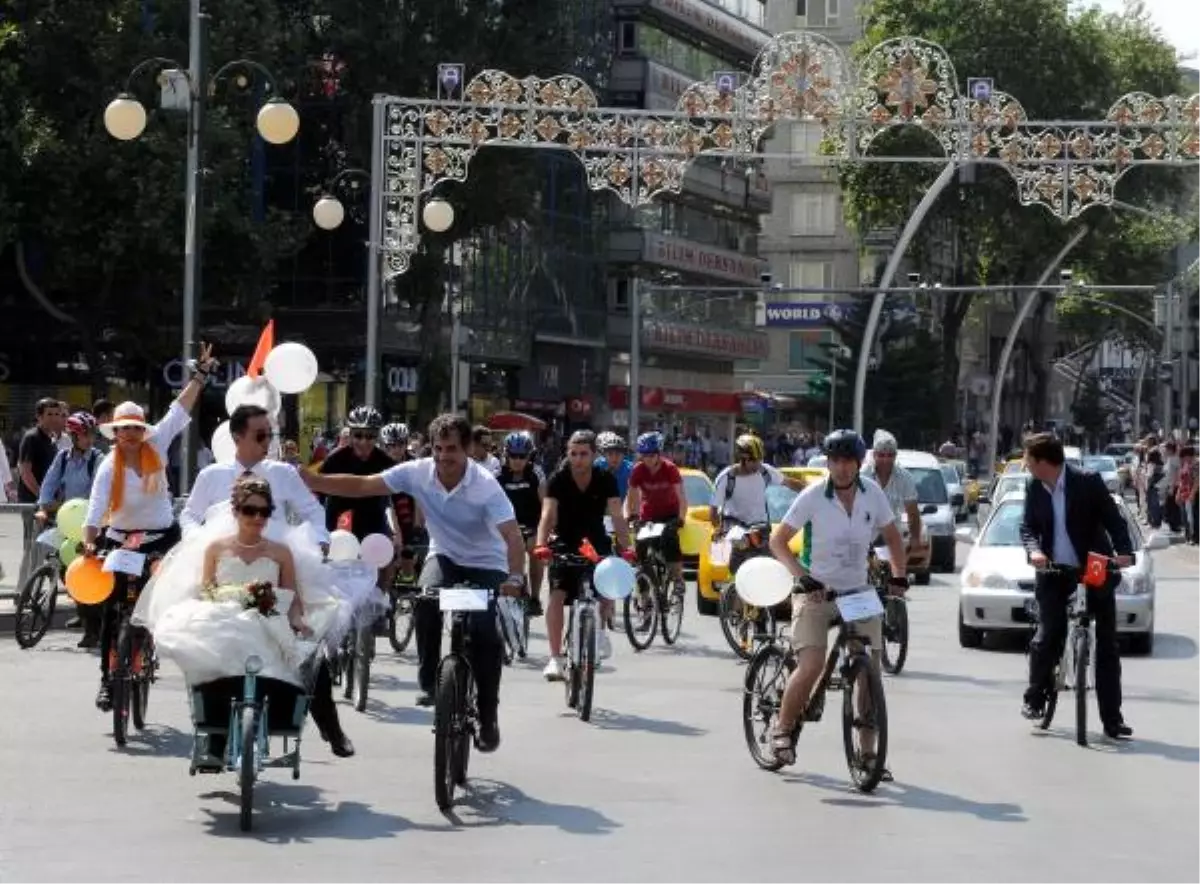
[643,320,769,360]
[645,232,768,284]
[647,0,769,58]
[162,358,247,389]
[608,385,741,414]
[386,366,419,394]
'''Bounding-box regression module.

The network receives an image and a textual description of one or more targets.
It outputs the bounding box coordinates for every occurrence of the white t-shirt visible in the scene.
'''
[711,464,785,524]
[780,476,895,592]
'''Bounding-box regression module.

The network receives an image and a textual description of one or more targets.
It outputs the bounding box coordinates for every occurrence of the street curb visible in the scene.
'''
[0,593,75,636]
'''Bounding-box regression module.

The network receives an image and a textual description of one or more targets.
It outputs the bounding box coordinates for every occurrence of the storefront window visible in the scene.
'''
[634,200,756,251]
[633,23,738,82]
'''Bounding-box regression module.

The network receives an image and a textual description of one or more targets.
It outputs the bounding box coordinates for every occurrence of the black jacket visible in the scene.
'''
[1020,466,1133,565]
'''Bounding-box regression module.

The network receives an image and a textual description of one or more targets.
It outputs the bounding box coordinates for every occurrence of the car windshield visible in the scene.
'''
[993,475,1027,502]
[1084,456,1118,473]
[766,485,798,523]
[682,474,712,507]
[940,464,959,487]
[982,498,1141,549]
[908,467,949,504]
[1003,462,1025,474]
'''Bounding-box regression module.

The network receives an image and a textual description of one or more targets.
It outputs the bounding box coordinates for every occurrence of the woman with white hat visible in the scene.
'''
[82,343,217,712]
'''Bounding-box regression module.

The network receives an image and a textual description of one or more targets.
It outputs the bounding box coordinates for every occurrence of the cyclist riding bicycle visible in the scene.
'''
[494,432,546,616]
[82,345,215,710]
[381,422,426,580]
[595,432,634,499]
[710,434,806,570]
[36,411,103,647]
[860,429,926,564]
[534,430,635,681]
[302,414,527,752]
[766,429,908,769]
[624,432,689,600]
[320,406,397,583]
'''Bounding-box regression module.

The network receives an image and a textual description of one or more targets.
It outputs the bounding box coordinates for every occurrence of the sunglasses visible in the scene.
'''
[507,454,528,460]
[352,432,377,441]
[238,504,274,519]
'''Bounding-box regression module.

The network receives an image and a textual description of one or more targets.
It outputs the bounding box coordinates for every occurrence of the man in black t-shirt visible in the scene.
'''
[534,430,634,681]
[495,432,546,614]
[17,398,64,588]
[319,407,395,540]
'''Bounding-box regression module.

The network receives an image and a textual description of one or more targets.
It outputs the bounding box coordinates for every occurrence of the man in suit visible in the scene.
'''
[1020,433,1134,739]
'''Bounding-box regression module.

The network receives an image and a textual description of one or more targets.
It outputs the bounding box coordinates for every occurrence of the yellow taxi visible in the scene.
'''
[695,466,828,616]
[678,468,716,568]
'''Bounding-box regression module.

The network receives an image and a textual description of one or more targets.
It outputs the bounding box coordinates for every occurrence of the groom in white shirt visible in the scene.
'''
[182,404,353,757]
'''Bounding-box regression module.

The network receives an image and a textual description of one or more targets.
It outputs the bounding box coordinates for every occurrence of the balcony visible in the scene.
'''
[608,229,769,284]
[611,0,770,63]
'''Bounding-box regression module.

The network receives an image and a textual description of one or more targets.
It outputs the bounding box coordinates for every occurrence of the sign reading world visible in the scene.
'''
[762,302,845,328]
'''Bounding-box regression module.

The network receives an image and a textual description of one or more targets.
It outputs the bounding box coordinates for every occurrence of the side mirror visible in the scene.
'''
[1145,532,1169,551]
[921,504,938,515]
[951,493,965,507]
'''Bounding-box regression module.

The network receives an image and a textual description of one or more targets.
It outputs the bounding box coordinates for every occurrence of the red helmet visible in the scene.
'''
[66,411,97,436]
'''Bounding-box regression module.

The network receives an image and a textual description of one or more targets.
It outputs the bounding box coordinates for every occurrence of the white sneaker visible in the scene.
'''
[543,657,563,681]
[596,630,613,661]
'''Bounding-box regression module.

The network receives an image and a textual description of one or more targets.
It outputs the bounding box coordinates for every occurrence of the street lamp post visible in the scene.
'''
[104,0,300,493]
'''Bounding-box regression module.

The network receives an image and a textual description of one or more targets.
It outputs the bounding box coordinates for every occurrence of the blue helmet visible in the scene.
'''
[636,432,664,455]
[824,429,867,463]
[503,432,533,457]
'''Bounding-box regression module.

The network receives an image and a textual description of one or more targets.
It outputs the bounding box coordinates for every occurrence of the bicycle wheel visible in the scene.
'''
[132,637,151,731]
[881,598,909,675]
[239,707,257,832]
[388,592,416,654]
[455,671,474,787]
[354,629,372,713]
[841,653,889,793]
[578,610,596,722]
[1073,630,1090,747]
[742,643,793,771]
[622,573,658,651]
[111,627,131,748]
[14,565,57,649]
[564,608,580,710]
[434,656,466,811]
[660,580,685,646]
[719,583,767,661]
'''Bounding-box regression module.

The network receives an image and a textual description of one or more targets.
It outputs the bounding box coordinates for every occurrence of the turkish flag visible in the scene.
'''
[1083,552,1109,589]
[246,320,275,378]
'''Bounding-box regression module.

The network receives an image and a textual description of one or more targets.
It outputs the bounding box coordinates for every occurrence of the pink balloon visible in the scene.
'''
[360,533,394,569]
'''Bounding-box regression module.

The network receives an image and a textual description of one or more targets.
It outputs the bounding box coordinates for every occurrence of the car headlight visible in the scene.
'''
[1118,574,1150,595]
[964,571,1014,590]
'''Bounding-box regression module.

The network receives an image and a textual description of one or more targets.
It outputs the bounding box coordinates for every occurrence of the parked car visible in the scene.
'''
[958,491,1165,654]
[678,468,716,576]
[898,450,957,575]
[939,462,970,523]
[977,472,1030,525]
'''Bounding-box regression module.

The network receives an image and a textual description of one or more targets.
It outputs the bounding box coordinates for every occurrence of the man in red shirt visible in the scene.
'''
[624,431,689,597]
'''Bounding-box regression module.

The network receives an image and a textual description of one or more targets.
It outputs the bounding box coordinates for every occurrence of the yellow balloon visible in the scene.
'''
[59,538,79,567]
[57,498,87,542]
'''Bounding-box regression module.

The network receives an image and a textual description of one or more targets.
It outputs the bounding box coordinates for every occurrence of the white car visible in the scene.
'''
[958,491,1166,655]
[939,462,969,523]
[976,472,1031,525]
[1083,455,1122,495]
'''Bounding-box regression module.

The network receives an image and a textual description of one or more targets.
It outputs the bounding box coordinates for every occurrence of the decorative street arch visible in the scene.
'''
[361,30,1198,426]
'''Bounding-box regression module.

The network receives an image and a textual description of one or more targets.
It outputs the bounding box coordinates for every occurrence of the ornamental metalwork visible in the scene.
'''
[377,30,1199,276]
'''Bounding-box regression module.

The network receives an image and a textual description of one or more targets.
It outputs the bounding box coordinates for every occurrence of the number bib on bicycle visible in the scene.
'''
[779,477,895,650]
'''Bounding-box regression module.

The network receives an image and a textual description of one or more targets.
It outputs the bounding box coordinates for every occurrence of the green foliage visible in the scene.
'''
[840,0,1193,434]
[1072,375,1111,438]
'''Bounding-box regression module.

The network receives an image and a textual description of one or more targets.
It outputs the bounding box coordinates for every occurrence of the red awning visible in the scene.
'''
[487,411,547,432]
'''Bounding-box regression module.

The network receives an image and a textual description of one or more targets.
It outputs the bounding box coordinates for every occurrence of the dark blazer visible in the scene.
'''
[1020,466,1134,565]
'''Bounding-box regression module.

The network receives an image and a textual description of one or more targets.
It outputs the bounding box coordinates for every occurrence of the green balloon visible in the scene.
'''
[59,538,79,567]
[57,498,87,542]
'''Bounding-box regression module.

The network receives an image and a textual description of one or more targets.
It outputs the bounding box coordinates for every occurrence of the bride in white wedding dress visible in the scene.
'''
[134,475,362,687]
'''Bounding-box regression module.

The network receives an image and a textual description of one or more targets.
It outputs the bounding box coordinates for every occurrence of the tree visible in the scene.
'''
[841,0,1192,437]
[1072,374,1111,443]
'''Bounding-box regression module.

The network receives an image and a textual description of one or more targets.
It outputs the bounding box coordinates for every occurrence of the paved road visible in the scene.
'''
[0,541,1196,882]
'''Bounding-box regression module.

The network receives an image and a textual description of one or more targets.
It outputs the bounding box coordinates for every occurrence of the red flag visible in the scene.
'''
[1083,552,1108,589]
[580,538,601,563]
[246,320,275,378]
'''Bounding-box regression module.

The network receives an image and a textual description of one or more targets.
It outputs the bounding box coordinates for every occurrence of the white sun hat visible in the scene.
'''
[100,401,151,439]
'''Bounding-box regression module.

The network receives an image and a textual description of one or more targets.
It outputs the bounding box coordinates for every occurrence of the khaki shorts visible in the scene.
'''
[790,594,883,651]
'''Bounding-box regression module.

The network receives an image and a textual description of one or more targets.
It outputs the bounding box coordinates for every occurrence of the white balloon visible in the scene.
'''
[225,375,281,417]
[263,343,319,395]
[360,533,395,569]
[734,556,794,608]
[593,556,636,601]
[328,529,361,563]
[211,421,237,464]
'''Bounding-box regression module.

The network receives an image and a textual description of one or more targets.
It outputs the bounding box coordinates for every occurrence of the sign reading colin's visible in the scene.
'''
[762,302,844,328]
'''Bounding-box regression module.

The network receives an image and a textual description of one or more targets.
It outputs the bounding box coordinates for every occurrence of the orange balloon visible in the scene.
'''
[65,557,116,605]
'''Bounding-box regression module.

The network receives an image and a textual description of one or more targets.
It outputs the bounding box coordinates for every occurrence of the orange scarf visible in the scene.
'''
[109,443,163,516]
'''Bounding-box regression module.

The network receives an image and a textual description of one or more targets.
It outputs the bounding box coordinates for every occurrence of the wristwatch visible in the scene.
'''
[506,573,527,588]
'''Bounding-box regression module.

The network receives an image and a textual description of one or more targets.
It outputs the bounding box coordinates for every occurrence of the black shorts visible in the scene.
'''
[548,561,593,606]
[635,519,682,565]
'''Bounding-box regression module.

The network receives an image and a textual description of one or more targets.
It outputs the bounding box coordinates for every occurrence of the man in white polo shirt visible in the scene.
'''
[303,413,526,753]
[766,429,908,768]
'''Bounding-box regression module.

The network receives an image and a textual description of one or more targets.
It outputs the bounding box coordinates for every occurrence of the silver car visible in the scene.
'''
[1083,455,1122,495]
[958,492,1166,654]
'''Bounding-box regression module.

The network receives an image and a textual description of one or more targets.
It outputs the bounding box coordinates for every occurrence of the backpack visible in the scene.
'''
[721,465,772,524]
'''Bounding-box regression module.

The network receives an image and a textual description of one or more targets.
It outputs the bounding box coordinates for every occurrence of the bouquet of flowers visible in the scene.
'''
[244,580,277,616]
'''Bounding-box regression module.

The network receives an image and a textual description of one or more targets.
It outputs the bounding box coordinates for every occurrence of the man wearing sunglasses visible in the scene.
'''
[318,407,395,545]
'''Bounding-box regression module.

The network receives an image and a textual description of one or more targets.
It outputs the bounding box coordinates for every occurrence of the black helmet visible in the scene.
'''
[824,429,867,462]
[346,405,384,430]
